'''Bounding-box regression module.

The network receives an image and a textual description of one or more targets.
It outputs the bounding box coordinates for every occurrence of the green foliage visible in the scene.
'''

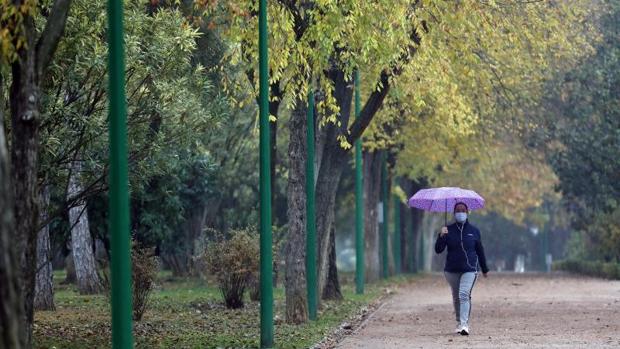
[39,0,221,204]
[568,208,620,263]
[553,259,620,280]
[565,230,588,261]
[471,212,535,269]
[526,2,620,260]
[202,228,259,309]
[0,0,38,64]
[132,154,216,247]
[368,0,594,154]
[201,105,261,231]
[364,1,594,225]
[532,2,619,216]
[220,0,419,120]
[33,0,240,268]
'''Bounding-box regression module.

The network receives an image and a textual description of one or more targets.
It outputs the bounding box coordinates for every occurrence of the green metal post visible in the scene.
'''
[259,0,273,346]
[107,0,133,347]
[406,209,414,272]
[393,192,401,275]
[539,233,544,271]
[419,232,425,271]
[306,90,317,320]
[354,70,364,294]
[543,230,550,272]
[381,153,388,279]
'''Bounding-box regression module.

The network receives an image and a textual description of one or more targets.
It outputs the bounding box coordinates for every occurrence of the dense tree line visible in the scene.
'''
[0,0,614,346]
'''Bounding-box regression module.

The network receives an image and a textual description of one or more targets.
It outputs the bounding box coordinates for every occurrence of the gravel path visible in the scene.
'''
[335,273,620,349]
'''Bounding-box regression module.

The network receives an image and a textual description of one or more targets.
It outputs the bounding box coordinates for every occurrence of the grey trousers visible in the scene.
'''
[444,271,478,326]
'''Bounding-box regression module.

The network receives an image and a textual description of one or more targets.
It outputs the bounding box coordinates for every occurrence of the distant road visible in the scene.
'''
[336,273,620,349]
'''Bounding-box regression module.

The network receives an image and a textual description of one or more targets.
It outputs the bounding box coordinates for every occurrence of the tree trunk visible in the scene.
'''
[284,99,308,324]
[68,161,101,294]
[313,48,400,294]
[405,201,424,274]
[422,214,440,272]
[405,206,415,273]
[63,252,76,284]
[0,76,25,349]
[269,82,280,225]
[185,204,207,276]
[398,197,411,272]
[8,1,73,344]
[407,178,425,273]
[315,149,344,298]
[269,83,282,288]
[154,197,206,278]
[316,67,353,297]
[363,150,382,282]
[11,32,42,348]
[322,226,342,300]
[34,187,55,310]
[161,254,188,277]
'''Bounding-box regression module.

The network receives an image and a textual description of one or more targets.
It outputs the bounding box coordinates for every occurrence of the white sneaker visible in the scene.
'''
[460,325,470,336]
[454,324,463,333]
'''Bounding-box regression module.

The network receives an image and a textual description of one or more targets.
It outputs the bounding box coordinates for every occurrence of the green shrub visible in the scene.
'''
[203,228,259,309]
[247,274,260,302]
[131,242,158,321]
[564,208,620,263]
[101,240,159,321]
[553,259,620,280]
[586,207,620,262]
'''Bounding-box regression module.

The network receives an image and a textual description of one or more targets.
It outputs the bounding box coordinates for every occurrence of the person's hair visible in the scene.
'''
[454,202,468,211]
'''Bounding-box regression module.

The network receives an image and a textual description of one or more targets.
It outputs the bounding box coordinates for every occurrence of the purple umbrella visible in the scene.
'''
[408,187,485,224]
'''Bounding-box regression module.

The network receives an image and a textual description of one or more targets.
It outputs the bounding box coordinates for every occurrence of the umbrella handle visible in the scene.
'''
[445,199,447,226]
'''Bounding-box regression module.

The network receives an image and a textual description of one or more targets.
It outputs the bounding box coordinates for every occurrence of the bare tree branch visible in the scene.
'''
[36,0,73,78]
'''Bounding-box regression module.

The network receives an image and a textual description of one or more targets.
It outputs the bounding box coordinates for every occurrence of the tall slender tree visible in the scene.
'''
[67,160,101,294]
[2,0,72,344]
[34,186,54,310]
[0,74,24,349]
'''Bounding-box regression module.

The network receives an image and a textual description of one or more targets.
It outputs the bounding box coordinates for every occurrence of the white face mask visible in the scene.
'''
[455,212,467,223]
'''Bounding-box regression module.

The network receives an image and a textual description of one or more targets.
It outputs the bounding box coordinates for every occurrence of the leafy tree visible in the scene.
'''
[132,153,217,276]
[1,0,72,344]
[546,24,620,218]
[535,1,620,259]
[37,0,222,271]
[211,0,597,323]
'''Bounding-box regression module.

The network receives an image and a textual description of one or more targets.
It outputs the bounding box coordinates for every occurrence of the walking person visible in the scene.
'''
[435,202,489,336]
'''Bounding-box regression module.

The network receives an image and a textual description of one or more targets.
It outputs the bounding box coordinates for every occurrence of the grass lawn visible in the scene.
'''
[33,271,417,348]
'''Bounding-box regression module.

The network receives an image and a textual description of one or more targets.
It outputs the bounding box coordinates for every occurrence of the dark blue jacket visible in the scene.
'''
[435,221,489,273]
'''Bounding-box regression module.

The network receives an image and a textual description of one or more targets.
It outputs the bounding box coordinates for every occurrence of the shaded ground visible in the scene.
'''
[336,273,620,349]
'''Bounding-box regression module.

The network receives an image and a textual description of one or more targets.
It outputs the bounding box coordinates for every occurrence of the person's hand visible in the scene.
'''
[439,226,448,237]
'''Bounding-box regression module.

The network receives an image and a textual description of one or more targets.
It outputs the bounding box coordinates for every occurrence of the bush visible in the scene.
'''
[584,208,620,261]
[100,240,159,321]
[248,274,260,302]
[203,228,259,309]
[247,225,284,302]
[132,241,158,321]
[553,259,620,280]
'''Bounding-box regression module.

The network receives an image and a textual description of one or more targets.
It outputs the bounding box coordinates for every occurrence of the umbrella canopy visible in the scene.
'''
[408,187,485,212]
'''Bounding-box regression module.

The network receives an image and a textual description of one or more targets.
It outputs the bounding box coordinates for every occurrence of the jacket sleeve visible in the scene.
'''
[435,233,447,254]
[475,231,489,273]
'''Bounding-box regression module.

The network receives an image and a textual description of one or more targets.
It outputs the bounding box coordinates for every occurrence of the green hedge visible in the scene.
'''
[553,259,620,280]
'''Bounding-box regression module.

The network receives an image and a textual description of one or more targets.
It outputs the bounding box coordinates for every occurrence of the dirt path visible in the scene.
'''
[335,273,620,349]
